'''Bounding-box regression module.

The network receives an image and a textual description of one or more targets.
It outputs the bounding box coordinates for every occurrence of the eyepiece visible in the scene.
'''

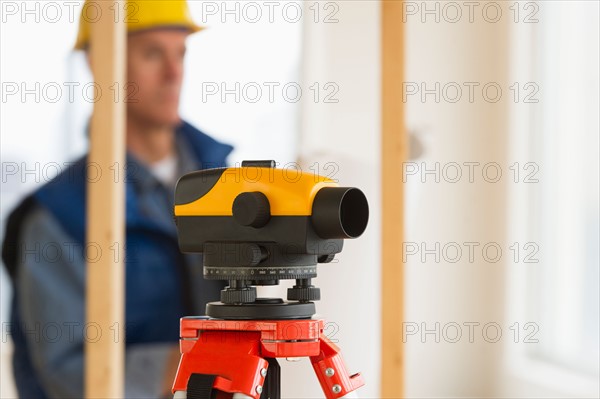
[311,187,369,239]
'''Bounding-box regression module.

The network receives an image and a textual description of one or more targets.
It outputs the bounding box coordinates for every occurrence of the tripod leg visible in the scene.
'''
[261,358,280,399]
[310,337,364,399]
[187,374,218,399]
[172,329,269,399]
[178,358,278,399]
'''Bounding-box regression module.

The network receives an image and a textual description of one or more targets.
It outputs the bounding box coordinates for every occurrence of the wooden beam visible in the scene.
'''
[381,1,406,398]
[85,1,126,398]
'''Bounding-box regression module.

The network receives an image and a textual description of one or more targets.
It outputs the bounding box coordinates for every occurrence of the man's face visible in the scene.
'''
[126,29,189,127]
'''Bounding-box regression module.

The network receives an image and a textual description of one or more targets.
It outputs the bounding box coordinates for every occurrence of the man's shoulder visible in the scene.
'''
[178,121,234,167]
[36,155,88,198]
[12,156,87,240]
[7,155,88,224]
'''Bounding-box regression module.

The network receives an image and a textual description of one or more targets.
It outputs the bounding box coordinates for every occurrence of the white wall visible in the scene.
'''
[404,2,599,398]
[288,1,382,398]
[403,3,510,397]
[182,1,302,163]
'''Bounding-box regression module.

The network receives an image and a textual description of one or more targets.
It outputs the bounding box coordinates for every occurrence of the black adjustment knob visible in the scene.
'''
[318,254,335,263]
[287,279,321,302]
[221,286,257,304]
[232,192,271,228]
[287,286,321,302]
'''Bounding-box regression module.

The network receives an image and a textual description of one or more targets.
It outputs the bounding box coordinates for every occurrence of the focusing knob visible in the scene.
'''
[318,254,335,263]
[287,286,321,302]
[232,192,271,228]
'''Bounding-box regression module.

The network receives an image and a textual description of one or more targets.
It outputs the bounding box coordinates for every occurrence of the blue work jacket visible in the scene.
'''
[2,121,233,398]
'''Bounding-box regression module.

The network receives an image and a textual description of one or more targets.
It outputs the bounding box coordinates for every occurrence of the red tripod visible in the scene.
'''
[171,317,364,399]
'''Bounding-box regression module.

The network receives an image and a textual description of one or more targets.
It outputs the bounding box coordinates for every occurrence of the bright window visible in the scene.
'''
[507,1,599,395]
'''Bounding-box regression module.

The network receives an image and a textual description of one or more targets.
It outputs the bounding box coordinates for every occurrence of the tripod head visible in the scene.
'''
[174,160,369,319]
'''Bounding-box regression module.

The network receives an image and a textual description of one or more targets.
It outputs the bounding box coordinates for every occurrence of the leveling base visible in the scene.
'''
[206,298,316,320]
[171,315,364,399]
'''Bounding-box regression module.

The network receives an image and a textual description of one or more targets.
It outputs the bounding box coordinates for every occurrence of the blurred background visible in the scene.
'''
[1,1,598,398]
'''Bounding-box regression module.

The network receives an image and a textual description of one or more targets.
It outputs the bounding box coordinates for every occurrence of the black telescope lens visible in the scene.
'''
[311,187,369,239]
[340,188,369,238]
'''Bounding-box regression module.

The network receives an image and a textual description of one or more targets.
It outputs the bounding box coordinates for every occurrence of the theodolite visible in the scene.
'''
[171,160,369,399]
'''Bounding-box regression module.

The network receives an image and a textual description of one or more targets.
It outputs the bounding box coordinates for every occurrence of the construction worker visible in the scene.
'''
[2,1,232,398]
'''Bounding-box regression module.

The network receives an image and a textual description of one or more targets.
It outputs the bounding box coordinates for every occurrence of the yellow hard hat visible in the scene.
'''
[74,0,203,50]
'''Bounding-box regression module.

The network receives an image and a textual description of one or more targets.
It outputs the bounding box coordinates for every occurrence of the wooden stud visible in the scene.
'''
[85,1,126,398]
[381,1,406,398]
